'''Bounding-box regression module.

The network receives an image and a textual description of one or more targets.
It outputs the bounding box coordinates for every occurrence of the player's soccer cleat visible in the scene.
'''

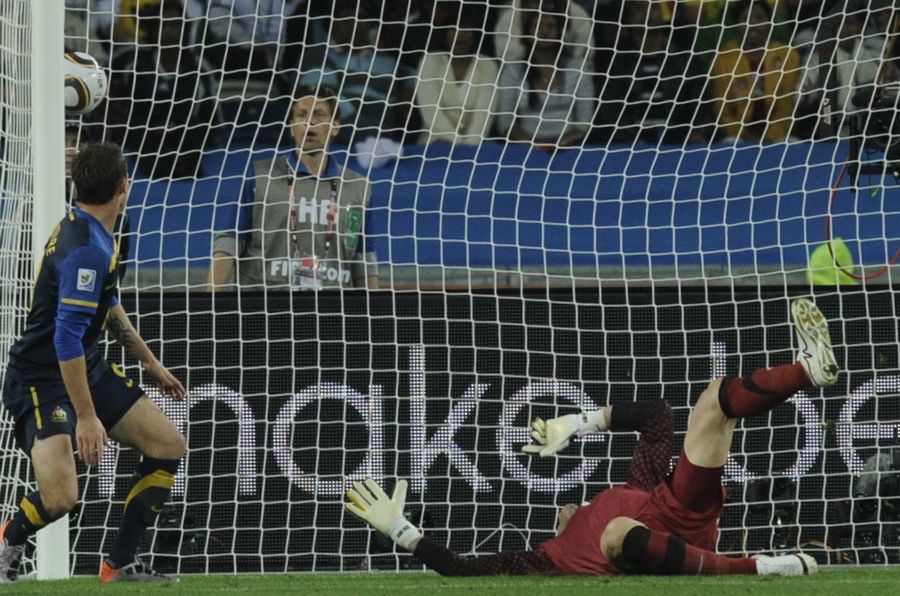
[753,553,818,576]
[791,298,839,387]
[99,556,177,583]
[0,521,24,584]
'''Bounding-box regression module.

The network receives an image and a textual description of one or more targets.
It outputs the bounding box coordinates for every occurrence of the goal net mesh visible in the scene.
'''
[0,0,39,578]
[0,0,898,575]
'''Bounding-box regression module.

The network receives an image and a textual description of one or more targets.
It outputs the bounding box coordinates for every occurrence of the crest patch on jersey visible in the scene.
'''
[77,268,97,292]
[51,406,68,423]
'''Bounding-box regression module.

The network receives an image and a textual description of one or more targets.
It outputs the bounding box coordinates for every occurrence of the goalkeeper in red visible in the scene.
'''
[346,298,838,576]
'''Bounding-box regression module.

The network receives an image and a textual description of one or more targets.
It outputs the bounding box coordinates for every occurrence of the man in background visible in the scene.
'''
[209,85,379,290]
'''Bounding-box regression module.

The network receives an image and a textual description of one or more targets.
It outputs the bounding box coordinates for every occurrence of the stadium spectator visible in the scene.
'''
[66,0,205,63]
[648,0,813,90]
[64,1,114,65]
[378,1,481,140]
[660,0,725,73]
[769,0,828,55]
[496,5,595,148]
[105,0,221,179]
[208,85,379,291]
[111,0,205,44]
[708,0,802,143]
[597,0,711,145]
[494,0,593,66]
[795,3,891,139]
[297,1,410,144]
[415,13,499,145]
[203,0,307,94]
[591,0,626,72]
[378,0,437,71]
[0,143,186,584]
[346,298,837,578]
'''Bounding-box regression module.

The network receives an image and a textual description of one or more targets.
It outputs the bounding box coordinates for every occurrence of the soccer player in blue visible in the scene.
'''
[0,143,186,583]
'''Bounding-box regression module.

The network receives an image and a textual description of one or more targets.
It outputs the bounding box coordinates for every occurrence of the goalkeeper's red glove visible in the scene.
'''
[345,478,422,551]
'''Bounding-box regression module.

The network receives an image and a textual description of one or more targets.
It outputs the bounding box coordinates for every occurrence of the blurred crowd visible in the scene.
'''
[62,0,900,179]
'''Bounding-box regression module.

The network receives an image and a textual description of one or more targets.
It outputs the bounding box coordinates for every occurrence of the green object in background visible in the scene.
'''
[807,238,858,285]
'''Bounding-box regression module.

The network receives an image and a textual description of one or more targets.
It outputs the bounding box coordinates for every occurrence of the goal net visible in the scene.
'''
[0,0,898,576]
[0,0,44,579]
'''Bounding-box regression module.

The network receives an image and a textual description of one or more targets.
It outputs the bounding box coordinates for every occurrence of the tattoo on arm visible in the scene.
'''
[107,314,136,352]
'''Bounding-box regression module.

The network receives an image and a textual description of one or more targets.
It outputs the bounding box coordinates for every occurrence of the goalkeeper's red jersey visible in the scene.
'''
[540,479,721,575]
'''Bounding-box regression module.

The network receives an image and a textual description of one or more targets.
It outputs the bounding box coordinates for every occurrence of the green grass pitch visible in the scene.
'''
[7,568,900,595]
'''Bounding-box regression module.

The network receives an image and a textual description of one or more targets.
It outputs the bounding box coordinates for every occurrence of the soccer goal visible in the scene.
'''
[1,0,899,579]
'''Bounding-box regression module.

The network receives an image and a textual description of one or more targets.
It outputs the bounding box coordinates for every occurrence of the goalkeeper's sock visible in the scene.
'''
[619,525,757,575]
[107,457,179,568]
[4,492,62,546]
[717,363,809,419]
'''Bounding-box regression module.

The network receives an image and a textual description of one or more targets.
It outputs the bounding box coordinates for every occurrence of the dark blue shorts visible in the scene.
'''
[2,362,144,454]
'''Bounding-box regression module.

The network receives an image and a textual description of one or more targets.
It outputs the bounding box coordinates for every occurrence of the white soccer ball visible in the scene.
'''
[64,51,108,114]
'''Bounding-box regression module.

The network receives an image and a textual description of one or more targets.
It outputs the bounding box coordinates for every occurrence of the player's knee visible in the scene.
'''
[43,483,78,517]
[142,435,185,461]
[143,425,186,460]
[163,431,187,460]
[600,517,642,560]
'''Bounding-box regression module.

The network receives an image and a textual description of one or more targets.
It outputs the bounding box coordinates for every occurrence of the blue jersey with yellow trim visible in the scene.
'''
[6,208,119,387]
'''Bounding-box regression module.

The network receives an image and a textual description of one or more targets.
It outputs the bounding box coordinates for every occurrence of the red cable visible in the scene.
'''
[824,160,900,280]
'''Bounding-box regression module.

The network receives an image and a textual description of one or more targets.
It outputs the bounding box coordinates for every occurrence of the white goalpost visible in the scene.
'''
[0,0,68,581]
[29,0,69,581]
[1,0,899,580]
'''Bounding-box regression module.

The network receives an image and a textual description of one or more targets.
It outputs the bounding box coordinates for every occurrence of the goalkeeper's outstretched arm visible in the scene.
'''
[408,537,558,576]
[345,478,558,576]
[522,400,674,489]
[520,406,611,457]
[608,399,674,490]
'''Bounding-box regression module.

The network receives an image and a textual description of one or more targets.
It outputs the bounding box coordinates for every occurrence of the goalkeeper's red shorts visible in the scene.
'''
[641,458,726,550]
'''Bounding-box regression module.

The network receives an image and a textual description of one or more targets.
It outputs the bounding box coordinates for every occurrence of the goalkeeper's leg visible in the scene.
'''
[102,396,185,583]
[613,297,833,576]
[676,298,836,513]
[669,368,809,513]
[601,517,815,576]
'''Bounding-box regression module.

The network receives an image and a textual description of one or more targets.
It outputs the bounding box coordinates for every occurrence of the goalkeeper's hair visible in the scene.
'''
[70,142,127,206]
[290,84,341,122]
